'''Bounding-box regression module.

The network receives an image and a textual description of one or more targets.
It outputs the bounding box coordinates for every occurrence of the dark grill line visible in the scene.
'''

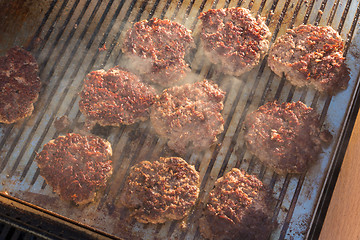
[16,0,116,181]
[0,0,79,175]
[337,0,353,33]
[211,0,220,9]
[99,0,129,68]
[149,0,161,18]
[224,0,231,8]
[217,0,293,178]
[34,0,70,58]
[0,0,64,172]
[288,0,304,27]
[95,0,173,210]
[40,0,93,90]
[107,0,144,65]
[277,0,358,236]
[29,0,141,186]
[300,86,310,102]
[279,173,306,238]
[59,0,211,207]
[0,0,59,173]
[18,0,95,181]
[184,0,291,238]
[26,0,58,52]
[314,0,328,25]
[268,0,331,235]
[327,0,341,25]
[257,0,267,15]
[236,0,244,7]
[17,0,111,181]
[104,1,225,236]
[140,0,232,238]
[216,0,331,237]
[181,0,196,24]
[0,0,357,239]
[190,0,211,30]
[302,0,315,24]
[75,0,169,212]
[38,0,81,73]
[160,0,173,19]
[344,1,360,55]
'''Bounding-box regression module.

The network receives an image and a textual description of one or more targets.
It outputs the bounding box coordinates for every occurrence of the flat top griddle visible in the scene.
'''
[1,0,360,239]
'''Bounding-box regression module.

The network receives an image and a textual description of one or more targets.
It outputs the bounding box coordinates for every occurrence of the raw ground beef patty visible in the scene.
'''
[268,24,349,94]
[199,7,271,76]
[36,133,113,205]
[199,168,275,240]
[244,101,332,174]
[120,157,200,224]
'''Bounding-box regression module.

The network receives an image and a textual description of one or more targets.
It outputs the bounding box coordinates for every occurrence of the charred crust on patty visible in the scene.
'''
[150,79,225,155]
[199,7,271,76]
[79,67,156,127]
[268,24,349,94]
[120,157,200,224]
[244,101,330,174]
[0,47,41,124]
[199,168,275,240]
[35,133,113,205]
[122,18,194,86]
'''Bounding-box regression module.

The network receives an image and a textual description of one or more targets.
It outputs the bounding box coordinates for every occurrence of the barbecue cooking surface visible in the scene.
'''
[1,0,360,239]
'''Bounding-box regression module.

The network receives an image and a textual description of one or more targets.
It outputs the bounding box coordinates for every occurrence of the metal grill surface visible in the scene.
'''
[1,0,360,239]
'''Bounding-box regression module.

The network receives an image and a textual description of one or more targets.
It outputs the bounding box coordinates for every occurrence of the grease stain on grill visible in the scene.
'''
[90,124,113,139]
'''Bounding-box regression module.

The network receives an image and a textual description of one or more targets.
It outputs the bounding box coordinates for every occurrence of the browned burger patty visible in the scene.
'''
[79,67,156,127]
[199,7,271,76]
[122,18,194,86]
[120,157,200,224]
[0,47,41,124]
[150,80,225,155]
[268,24,349,94]
[199,168,274,240]
[244,101,331,174]
[35,133,113,205]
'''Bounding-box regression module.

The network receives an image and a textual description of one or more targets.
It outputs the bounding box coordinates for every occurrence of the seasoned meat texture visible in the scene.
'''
[122,18,194,86]
[120,157,200,224]
[268,24,349,94]
[244,101,330,174]
[79,67,156,127]
[199,168,274,240]
[199,7,271,76]
[0,47,41,124]
[150,80,225,155]
[36,133,113,205]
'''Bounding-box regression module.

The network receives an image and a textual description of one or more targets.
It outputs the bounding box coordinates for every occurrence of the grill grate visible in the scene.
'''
[1,0,360,239]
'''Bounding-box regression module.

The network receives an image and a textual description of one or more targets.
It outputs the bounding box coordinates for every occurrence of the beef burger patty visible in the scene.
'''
[268,24,349,94]
[199,7,271,76]
[150,79,225,155]
[79,67,156,127]
[120,157,200,224]
[244,101,331,174]
[0,47,41,124]
[36,133,113,205]
[122,18,194,86]
[199,168,275,240]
